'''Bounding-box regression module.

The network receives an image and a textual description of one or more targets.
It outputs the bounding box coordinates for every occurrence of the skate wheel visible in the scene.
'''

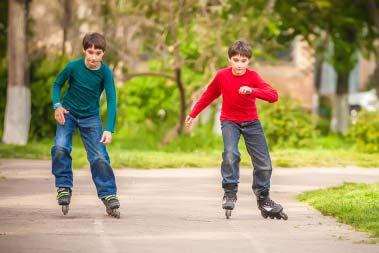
[111,209,120,219]
[225,210,232,219]
[107,208,120,218]
[62,205,69,215]
[261,212,268,219]
[280,212,288,220]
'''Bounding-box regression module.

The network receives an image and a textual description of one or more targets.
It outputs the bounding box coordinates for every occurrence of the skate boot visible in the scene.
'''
[257,195,288,220]
[101,195,120,219]
[222,192,237,219]
[57,187,72,215]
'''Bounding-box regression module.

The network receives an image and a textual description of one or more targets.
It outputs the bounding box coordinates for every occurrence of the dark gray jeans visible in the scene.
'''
[221,120,272,197]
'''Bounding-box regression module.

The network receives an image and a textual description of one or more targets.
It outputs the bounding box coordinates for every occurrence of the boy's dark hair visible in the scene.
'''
[228,40,252,59]
[82,32,106,51]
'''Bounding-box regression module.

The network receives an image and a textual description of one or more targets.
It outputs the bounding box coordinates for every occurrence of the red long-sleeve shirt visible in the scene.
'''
[189,67,279,123]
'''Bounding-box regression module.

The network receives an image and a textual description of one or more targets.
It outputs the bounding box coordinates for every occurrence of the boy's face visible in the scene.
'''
[228,54,250,76]
[83,45,104,69]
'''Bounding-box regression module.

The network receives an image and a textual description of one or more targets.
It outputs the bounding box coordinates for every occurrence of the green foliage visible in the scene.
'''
[3,141,379,168]
[258,97,318,148]
[275,0,377,75]
[29,56,69,140]
[308,134,351,150]
[348,111,379,153]
[113,76,178,133]
[105,60,205,136]
[298,182,379,239]
[163,124,223,152]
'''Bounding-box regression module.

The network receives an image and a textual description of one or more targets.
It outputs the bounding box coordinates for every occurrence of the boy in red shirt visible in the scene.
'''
[186,40,287,220]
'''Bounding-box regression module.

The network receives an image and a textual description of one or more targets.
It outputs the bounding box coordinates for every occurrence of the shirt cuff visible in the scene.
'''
[53,103,62,110]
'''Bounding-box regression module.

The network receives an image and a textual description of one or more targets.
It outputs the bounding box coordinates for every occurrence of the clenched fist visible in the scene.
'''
[238,86,252,95]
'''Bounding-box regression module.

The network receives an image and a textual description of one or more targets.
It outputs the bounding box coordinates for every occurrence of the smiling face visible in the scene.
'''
[228,54,250,76]
[83,45,104,69]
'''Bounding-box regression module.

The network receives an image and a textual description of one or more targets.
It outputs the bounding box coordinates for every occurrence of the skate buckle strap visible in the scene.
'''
[104,195,118,202]
[56,191,70,200]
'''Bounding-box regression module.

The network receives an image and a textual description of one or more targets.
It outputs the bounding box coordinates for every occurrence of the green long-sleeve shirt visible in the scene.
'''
[52,57,117,132]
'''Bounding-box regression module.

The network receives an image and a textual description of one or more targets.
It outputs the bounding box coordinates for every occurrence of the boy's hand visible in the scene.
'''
[185,115,194,128]
[239,86,252,95]
[54,107,69,125]
[100,131,112,145]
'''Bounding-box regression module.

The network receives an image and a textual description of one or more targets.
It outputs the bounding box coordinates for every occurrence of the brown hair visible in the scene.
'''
[228,40,252,59]
[82,32,106,51]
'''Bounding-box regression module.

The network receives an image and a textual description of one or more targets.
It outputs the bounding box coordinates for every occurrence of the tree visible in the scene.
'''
[59,0,72,55]
[119,0,202,142]
[275,0,378,133]
[2,0,31,145]
[72,0,283,143]
[367,0,379,95]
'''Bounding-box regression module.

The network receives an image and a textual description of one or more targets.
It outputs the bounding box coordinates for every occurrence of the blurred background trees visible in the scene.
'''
[1,0,378,152]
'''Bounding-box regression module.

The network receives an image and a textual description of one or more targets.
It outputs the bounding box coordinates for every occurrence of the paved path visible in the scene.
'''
[0,159,378,253]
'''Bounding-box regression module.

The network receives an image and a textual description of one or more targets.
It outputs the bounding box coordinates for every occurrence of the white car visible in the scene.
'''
[349,89,379,112]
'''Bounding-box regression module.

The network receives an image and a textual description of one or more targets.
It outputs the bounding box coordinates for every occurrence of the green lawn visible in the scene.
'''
[298,182,379,243]
[1,141,379,169]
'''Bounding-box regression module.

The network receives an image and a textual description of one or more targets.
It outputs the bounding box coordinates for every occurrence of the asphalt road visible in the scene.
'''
[0,159,378,253]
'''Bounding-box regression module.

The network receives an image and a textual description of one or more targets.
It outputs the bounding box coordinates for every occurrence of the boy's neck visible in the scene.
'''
[231,68,247,76]
[84,58,101,70]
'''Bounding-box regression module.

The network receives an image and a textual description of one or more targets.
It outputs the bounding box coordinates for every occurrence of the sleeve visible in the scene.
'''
[189,73,221,118]
[103,67,117,133]
[51,63,72,107]
[251,72,279,103]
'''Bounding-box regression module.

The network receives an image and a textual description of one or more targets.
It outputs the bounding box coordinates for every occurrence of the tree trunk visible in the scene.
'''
[374,58,379,95]
[367,0,379,95]
[312,57,323,124]
[2,0,30,145]
[61,0,72,55]
[330,72,349,133]
[175,67,186,134]
[164,0,186,138]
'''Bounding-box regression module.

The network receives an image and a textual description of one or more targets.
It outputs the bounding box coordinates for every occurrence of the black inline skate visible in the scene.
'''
[257,195,288,220]
[222,192,237,219]
[101,195,120,219]
[57,187,72,215]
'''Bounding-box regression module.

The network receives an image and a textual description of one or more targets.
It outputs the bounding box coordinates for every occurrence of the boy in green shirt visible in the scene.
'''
[51,32,120,218]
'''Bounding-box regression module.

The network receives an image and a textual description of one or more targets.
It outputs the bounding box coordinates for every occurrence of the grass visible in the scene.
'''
[272,149,379,168]
[1,137,379,168]
[298,182,379,242]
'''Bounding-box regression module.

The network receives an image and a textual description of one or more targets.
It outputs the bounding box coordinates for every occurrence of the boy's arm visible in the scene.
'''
[51,63,72,109]
[103,67,117,133]
[251,72,279,103]
[189,74,221,119]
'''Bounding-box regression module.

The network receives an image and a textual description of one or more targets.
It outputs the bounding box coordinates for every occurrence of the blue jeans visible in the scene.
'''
[221,120,272,197]
[51,112,117,198]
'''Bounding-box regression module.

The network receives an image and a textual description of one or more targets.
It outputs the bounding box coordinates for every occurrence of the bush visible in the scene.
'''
[104,61,205,136]
[29,56,69,140]
[348,110,379,153]
[163,123,223,152]
[258,97,318,148]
